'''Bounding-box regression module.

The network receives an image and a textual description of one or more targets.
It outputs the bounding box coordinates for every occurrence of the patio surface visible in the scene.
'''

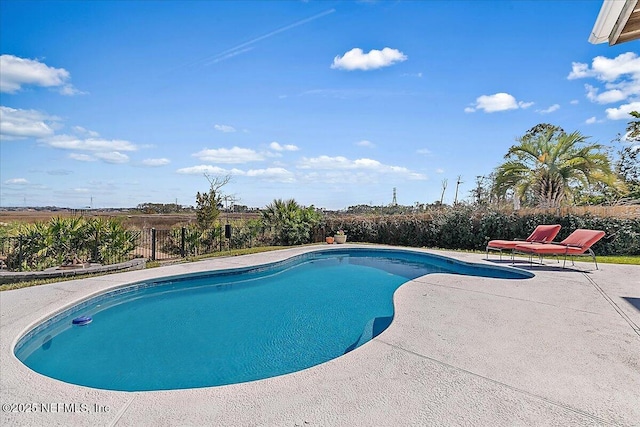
[1,244,638,426]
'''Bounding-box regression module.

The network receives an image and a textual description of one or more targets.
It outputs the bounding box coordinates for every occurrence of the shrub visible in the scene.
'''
[323,206,640,255]
[262,199,323,246]
[3,217,136,271]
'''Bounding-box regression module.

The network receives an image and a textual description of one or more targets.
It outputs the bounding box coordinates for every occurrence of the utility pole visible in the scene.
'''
[454,175,463,205]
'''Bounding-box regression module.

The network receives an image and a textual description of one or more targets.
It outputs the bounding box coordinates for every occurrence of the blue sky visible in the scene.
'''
[1,0,638,210]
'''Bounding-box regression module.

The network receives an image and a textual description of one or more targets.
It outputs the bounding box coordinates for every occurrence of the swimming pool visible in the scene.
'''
[14,248,532,391]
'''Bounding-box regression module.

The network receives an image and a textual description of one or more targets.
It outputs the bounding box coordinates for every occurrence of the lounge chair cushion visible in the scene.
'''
[514,229,605,255]
[487,224,561,250]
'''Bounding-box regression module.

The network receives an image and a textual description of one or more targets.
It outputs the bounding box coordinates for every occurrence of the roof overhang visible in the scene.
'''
[590,0,640,45]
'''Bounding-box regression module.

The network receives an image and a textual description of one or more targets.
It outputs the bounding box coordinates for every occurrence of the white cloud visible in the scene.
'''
[605,102,640,120]
[416,148,431,155]
[59,85,85,96]
[69,153,96,162]
[193,146,264,163]
[569,52,640,106]
[331,47,407,71]
[435,168,445,174]
[177,155,426,187]
[538,104,560,114]
[4,178,29,185]
[47,169,72,176]
[585,116,597,124]
[0,54,82,95]
[356,140,375,148]
[0,105,141,170]
[214,124,236,133]
[94,151,129,164]
[570,99,579,105]
[465,93,533,113]
[297,155,426,180]
[353,158,382,168]
[567,62,590,80]
[1,106,140,168]
[246,167,295,182]
[0,106,58,140]
[269,141,299,151]
[585,83,629,104]
[175,164,293,182]
[568,52,640,82]
[176,165,230,175]
[298,155,350,169]
[43,135,138,152]
[598,89,627,104]
[142,158,170,167]
[72,126,100,137]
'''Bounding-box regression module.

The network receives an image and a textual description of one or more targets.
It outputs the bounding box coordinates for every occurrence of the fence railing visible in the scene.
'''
[0,226,258,272]
[134,227,247,261]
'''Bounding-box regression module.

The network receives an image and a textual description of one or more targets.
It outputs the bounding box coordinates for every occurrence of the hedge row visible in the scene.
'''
[323,206,640,256]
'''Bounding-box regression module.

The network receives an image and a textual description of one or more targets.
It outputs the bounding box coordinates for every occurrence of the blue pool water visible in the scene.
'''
[15,248,532,391]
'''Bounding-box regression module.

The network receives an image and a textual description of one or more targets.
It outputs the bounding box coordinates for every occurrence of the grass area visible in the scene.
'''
[144,246,293,268]
[0,271,115,292]
[576,255,640,265]
[187,246,289,262]
[429,247,640,265]
[1,244,638,292]
[505,252,640,265]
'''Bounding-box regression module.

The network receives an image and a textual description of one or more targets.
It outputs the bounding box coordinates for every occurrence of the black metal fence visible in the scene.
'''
[0,226,260,272]
[136,227,256,261]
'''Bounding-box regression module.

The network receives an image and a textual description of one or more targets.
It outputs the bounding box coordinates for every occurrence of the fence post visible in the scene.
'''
[181,227,186,258]
[151,228,156,261]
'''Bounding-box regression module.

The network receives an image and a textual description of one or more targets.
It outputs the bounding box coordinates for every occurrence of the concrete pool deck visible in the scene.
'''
[1,244,638,426]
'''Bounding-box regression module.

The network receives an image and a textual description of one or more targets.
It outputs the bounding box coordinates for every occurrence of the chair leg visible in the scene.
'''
[588,248,598,270]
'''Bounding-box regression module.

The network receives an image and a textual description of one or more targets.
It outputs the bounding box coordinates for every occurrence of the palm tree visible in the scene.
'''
[494,124,617,208]
[615,111,640,201]
[262,199,322,245]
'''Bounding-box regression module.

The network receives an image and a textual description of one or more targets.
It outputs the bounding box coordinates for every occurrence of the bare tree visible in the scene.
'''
[440,179,448,204]
[196,174,232,230]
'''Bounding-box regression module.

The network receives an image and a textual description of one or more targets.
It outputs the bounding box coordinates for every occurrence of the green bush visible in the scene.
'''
[323,206,640,255]
[3,217,136,271]
[262,199,323,246]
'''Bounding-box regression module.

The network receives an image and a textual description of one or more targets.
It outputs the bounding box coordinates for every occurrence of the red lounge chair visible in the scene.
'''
[514,229,606,269]
[486,224,561,260]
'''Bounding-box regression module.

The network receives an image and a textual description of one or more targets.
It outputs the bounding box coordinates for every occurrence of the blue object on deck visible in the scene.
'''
[72,316,92,326]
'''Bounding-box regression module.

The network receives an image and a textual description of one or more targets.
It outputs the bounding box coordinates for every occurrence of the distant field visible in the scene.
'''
[0,211,261,229]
